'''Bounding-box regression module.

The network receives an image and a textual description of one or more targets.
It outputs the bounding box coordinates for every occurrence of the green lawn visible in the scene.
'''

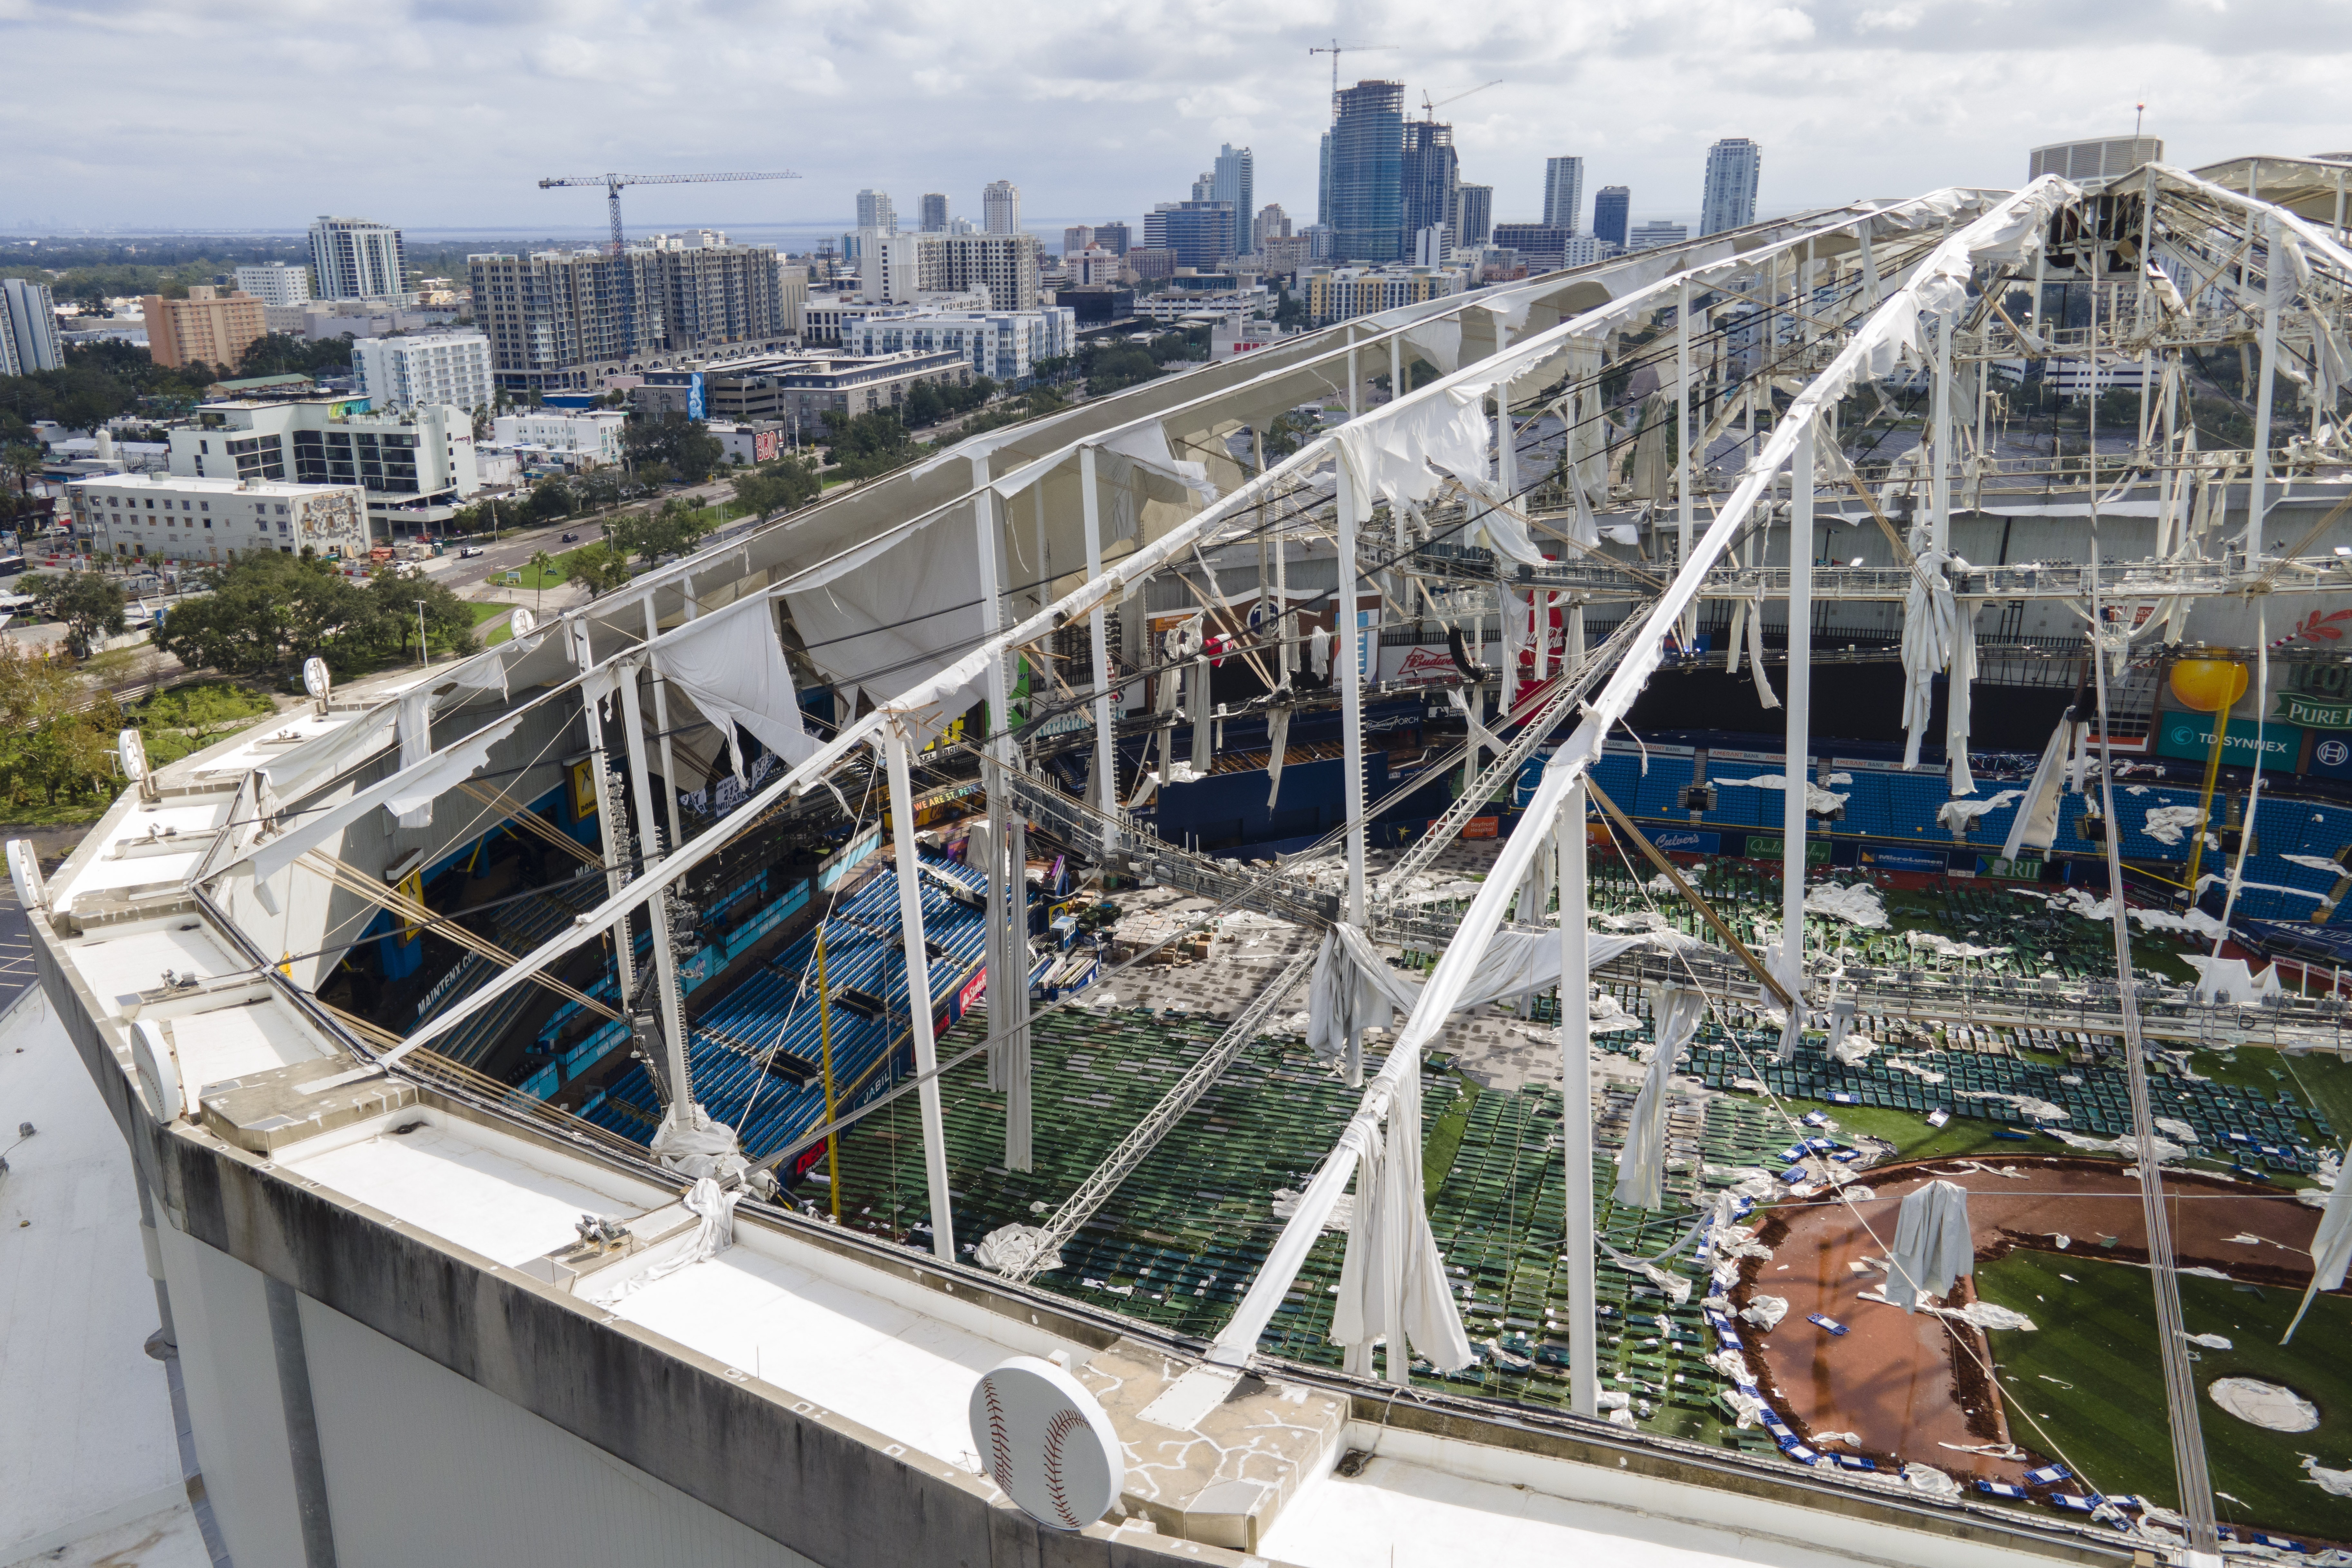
[1972,1251,2352,1544]
[1774,1096,2046,1162]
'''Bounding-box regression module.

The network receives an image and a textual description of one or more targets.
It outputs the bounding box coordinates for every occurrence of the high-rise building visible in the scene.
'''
[923,233,1041,311]
[1213,144,1255,231]
[141,286,268,370]
[983,181,1021,235]
[1543,157,1586,234]
[1094,221,1133,256]
[855,190,896,232]
[1143,201,1238,269]
[1491,224,1571,273]
[1252,204,1293,251]
[919,193,949,232]
[1318,132,1333,227]
[1699,138,1761,235]
[1063,225,1094,257]
[1453,184,1493,248]
[467,242,796,394]
[1592,186,1632,249]
[1329,80,1406,264]
[233,262,312,308]
[308,216,406,301]
[1401,121,1459,257]
[0,277,65,376]
[1629,218,1690,251]
[352,331,495,412]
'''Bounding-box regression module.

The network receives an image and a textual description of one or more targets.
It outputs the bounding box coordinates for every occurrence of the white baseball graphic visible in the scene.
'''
[968,1356,1124,1531]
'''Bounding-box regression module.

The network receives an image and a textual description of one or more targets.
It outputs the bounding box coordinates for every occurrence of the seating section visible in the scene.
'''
[577,852,989,1162]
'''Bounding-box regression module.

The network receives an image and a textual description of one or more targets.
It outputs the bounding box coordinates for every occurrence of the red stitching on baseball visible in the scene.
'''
[1043,1407,1086,1528]
[984,1381,1014,1490]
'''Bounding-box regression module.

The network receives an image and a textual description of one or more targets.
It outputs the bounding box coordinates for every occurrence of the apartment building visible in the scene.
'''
[141,286,268,370]
[66,473,370,563]
[843,305,1075,383]
[354,331,494,411]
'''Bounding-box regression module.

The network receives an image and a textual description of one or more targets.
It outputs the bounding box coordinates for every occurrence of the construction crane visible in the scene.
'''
[1308,40,1395,109]
[537,171,802,256]
[1421,80,1503,122]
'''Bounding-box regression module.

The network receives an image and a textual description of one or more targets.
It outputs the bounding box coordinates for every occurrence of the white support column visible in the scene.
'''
[642,599,683,856]
[617,664,690,1115]
[1080,445,1117,847]
[1781,423,1815,1015]
[882,719,957,1263]
[2250,213,2284,569]
[1676,278,1694,574]
[571,624,637,1005]
[1556,788,1598,1418]
[1389,333,1403,405]
[1336,460,1370,1087]
[1931,311,1954,551]
[973,472,1012,741]
[1347,336,1361,420]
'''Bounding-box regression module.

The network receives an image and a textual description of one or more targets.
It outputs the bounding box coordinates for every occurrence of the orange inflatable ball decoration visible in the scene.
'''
[2168,659,2248,714]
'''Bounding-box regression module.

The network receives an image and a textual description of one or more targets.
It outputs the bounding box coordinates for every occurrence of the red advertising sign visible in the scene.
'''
[754,428,781,464]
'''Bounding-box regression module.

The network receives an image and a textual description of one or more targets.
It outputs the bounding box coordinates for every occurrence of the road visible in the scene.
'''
[422,474,768,600]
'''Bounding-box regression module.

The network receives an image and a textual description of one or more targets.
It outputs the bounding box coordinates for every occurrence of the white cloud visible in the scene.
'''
[0,0,2344,233]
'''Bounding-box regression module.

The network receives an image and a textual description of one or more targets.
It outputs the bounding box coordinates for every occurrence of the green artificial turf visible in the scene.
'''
[1773,1096,2051,1163]
[1971,1250,2352,1544]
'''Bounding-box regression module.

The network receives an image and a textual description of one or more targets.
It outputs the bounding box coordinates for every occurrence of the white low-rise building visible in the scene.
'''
[171,398,478,507]
[489,410,627,471]
[354,331,494,413]
[843,306,1075,383]
[233,262,313,307]
[66,473,371,564]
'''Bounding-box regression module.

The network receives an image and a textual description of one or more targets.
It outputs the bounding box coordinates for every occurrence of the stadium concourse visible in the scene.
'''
[14,151,2352,1566]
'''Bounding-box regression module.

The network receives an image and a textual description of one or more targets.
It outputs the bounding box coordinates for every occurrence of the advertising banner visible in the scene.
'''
[1648,828,1720,855]
[1858,845,1948,873]
[2152,711,2302,768]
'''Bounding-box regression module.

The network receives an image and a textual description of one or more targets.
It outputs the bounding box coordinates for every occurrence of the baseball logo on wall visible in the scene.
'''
[968,1356,1125,1531]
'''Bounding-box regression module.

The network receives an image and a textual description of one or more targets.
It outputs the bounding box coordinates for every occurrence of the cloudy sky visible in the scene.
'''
[4,0,2347,238]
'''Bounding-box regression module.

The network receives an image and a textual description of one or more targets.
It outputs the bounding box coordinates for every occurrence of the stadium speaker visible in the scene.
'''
[1678,783,1717,812]
[2079,812,2108,841]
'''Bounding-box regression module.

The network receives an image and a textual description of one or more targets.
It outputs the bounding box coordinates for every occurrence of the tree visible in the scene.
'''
[608,498,717,568]
[527,476,576,521]
[624,412,724,485]
[29,571,127,659]
[731,456,820,519]
[4,443,42,511]
[0,642,120,807]
[529,550,553,618]
[562,544,634,598]
[1078,341,1160,397]
[235,333,351,380]
[153,553,477,674]
[819,409,920,481]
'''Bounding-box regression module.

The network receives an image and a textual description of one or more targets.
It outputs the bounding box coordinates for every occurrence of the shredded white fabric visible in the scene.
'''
[1330,1063,1477,1373]
[1614,987,1708,1209]
[2302,1455,2352,1498]
[2208,1377,2320,1432]
[2141,804,2207,846]
[2284,1165,2352,1343]
[1884,1179,1974,1310]
[1305,922,1650,1058]
[1903,1463,1962,1499]
[2183,954,2282,1007]
[2185,1332,2233,1349]
[973,1223,1063,1276]
[2001,719,2070,861]
[1805,880,1889,929]
[589,1177,740,1306]
[650,1103,751,1183]
[1741,1294,1790,1329]
[2284,853,2347,875]
[1938,790,2024,832]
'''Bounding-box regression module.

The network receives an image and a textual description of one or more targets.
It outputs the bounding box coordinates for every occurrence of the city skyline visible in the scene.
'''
[5,3,2338,233]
